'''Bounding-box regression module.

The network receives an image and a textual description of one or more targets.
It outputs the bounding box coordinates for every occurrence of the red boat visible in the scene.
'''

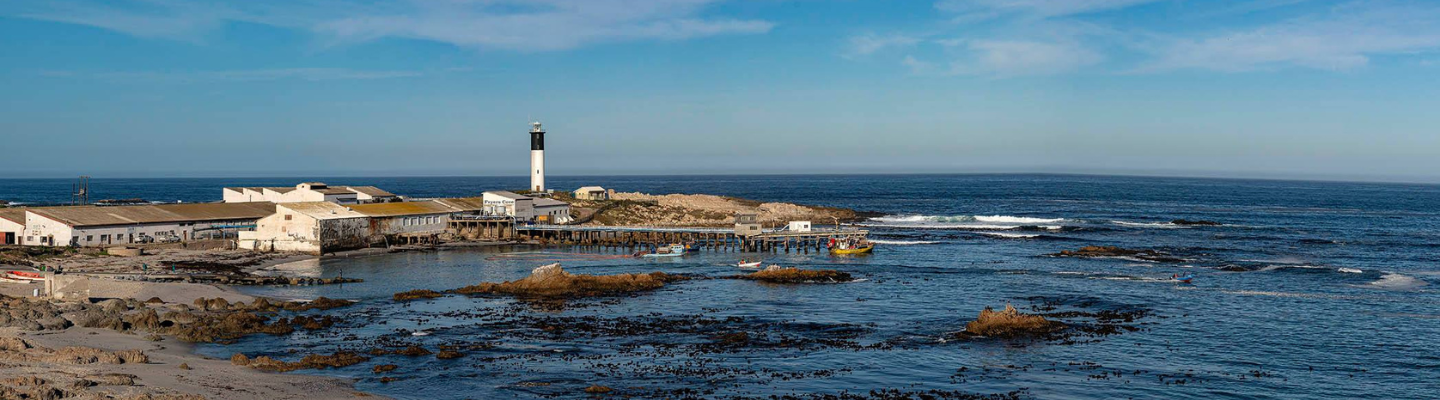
[5,270,45,281]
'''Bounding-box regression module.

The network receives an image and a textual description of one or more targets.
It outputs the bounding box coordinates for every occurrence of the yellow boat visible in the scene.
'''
[830,245,873,255]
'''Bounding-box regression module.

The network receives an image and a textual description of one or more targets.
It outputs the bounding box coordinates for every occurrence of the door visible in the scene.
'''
[2,232,12,245]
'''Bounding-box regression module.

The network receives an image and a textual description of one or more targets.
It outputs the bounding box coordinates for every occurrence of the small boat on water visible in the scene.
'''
[5,270,45,281]
[641,244,687,258]
[829,237,874,255]
[1173,273,1195,283]
[737,260,762,268]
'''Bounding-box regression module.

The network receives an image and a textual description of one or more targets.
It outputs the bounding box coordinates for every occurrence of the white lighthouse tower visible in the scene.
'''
[529,121,546,192]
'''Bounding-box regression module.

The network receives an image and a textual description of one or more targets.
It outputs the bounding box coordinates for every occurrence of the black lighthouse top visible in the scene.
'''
[530,121,545,151]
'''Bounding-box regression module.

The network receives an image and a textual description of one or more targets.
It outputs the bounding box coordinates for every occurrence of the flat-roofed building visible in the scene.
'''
[21,203,276,247]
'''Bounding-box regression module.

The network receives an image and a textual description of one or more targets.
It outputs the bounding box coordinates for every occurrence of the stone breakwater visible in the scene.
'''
[568,192,868,227]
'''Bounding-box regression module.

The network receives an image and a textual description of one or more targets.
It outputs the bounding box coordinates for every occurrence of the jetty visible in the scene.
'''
[449,216,867,253]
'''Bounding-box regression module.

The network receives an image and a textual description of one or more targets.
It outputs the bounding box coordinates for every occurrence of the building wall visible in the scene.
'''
[534,205,571,224]
[22,213,73,246]
[0,218,23,245]
[371,213,450,236]
[240,208,370,254]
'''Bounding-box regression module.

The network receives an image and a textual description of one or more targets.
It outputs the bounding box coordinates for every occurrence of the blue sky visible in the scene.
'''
[1,0,1438,182]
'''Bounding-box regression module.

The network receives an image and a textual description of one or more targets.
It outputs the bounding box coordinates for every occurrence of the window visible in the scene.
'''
[86,235,93,242]
[285,214,292,221]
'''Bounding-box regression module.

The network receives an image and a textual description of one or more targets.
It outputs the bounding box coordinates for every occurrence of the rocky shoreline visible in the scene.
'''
[562,191,874,227]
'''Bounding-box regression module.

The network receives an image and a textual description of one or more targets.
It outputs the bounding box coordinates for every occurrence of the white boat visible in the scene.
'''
[737,261,762,268]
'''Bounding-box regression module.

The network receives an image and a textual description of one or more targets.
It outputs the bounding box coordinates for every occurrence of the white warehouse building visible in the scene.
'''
[223,183,398,205]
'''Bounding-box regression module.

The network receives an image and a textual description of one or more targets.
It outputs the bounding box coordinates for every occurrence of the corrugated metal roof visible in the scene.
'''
[432,197,485,212]
[575,186,606,192]
[279,202,366,220]
[347,201,456,217]
[484,191,528,200]
[533,198,570,207]
[0,209,26,225]
[28,202,277,227]
[346,186,397,197]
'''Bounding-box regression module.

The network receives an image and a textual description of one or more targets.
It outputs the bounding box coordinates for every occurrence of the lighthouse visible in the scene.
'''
[530,121,546,192]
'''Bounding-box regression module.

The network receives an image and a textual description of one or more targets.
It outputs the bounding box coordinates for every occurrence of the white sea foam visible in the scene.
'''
[1338,268,1363,274]
[1368,273,1428,290]
[1258,264,1326,272]
[1111,220,1183,228]
[1052,271,1087,275]
[980,232,1041,239]
[973,215,1065,224]
[868,239,939,245]
[867,214,1064,229]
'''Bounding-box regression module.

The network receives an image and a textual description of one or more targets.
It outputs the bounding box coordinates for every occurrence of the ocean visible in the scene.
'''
[3,174,1438,399]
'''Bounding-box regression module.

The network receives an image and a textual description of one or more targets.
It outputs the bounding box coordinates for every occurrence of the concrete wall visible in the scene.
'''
[371,213,450,236]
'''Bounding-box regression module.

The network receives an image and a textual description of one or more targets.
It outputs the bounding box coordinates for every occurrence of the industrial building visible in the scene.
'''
[238,197,510,254]
[17,203,276,247]
[482,191,572,223]
[222,183,399,204]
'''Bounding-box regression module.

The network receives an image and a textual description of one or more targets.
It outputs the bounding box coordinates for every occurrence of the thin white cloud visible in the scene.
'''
[910,39,1101,76]
[845,33,921,59]
[1139,3,1440,72]
[935,0,1161,21]
[39,68,426,83]
[8,0,773,50]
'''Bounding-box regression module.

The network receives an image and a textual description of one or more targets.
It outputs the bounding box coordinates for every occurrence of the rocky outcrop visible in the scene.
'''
[452,263,685,298]
[1046,246,1185,263]
[572,192,864,227]
[731,266,854,284]
[958,304,1064,338]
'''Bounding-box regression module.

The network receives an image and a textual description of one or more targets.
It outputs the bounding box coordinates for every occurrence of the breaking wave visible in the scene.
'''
[1112,220,1183,228]
[1368,273,1428,290]
[980,232,1041,239]
[865,214,1066,231]
[868,239,940,246]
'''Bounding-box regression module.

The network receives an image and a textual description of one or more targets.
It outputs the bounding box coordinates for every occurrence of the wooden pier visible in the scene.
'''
[448,218,867,254]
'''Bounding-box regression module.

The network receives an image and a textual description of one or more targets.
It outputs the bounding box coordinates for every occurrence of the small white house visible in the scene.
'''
[573,186,609,201]
[787,221,812,232]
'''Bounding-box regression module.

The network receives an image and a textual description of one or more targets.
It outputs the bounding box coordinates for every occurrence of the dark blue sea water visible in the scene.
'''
[6,174,1439,399]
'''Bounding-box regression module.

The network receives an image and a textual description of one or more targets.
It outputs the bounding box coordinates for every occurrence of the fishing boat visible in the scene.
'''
[736,260,762,268]
[1173,273,1195,284]
[831,245,873,255]
[641,244,687,258]
[5,270,45,282]
[829,237,874,255]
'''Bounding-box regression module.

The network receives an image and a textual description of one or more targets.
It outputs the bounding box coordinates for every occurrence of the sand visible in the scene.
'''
[3,327,376,400]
